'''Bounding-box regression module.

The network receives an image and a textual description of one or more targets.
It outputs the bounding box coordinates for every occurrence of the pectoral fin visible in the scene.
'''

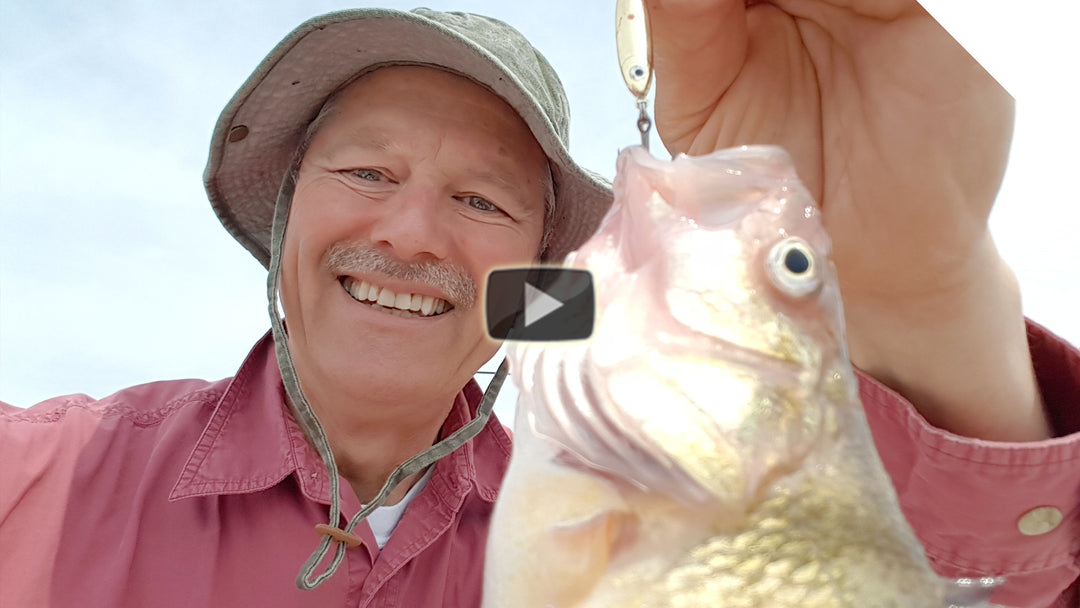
[540,509,637,606]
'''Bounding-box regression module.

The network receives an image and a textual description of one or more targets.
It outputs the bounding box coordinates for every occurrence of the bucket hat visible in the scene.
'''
[204,7,613,265]
[201,7,613,592]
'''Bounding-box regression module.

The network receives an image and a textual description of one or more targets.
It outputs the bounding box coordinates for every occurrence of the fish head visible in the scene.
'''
[557,145,858,507]
[575,145,846,373]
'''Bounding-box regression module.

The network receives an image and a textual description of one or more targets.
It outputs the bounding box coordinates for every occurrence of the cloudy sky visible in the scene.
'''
[2,1,1077,423]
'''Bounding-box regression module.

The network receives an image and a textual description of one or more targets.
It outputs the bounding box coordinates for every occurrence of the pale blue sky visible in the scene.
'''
[2,1,1077,422]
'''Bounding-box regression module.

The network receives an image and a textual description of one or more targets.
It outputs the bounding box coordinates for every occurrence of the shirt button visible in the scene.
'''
[1017,506,1063,536]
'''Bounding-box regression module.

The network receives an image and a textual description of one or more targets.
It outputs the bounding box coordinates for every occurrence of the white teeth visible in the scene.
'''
[377,287,396,307]
[355,280,370,299]
[345,279,367,302]
[343,277,450,317]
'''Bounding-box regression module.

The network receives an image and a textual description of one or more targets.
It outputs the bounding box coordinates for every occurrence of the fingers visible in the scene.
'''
[644,0,748,151]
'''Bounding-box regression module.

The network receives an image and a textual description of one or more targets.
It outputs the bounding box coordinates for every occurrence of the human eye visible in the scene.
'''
[461,195,501,214]
[350,168,386,182]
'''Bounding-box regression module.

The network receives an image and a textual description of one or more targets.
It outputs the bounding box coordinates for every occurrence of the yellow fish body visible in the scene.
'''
[483,146,945,607]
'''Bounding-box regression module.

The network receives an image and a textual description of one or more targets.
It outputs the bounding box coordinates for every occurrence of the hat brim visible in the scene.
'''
[204,8,613,267]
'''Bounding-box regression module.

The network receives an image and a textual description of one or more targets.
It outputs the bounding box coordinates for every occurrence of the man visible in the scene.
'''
[1,4,1076,608]
[0,9,612,607]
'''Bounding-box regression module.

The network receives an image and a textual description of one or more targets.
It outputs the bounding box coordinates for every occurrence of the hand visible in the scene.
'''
[645,0,1050,440]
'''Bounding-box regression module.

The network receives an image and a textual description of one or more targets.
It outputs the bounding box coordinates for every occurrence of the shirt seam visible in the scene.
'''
[360,494,458,604]
[861,377,1080,466]
[925,542,1080,575]
[0,388,222,428]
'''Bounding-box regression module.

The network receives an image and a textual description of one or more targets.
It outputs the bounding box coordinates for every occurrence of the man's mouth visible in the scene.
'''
[340,277,452,318]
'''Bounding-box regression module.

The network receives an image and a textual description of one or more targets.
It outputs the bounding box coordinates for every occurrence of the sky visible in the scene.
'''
[1,0,1077,424]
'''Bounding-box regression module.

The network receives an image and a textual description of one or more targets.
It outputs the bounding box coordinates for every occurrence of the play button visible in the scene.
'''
[523,283,564,327]
[485,268,594,341]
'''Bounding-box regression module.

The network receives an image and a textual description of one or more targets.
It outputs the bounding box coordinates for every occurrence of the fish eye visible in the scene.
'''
[766,237,821,297]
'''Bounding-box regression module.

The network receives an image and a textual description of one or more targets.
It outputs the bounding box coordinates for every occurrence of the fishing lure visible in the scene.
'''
[615,0,653,149]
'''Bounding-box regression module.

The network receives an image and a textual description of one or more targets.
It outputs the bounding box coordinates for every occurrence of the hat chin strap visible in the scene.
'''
[267,171,509,590]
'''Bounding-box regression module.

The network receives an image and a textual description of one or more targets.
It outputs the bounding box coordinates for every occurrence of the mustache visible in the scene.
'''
[325,242,477,309]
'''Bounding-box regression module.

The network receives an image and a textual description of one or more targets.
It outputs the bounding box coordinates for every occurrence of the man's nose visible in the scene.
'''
[366,183,451,262]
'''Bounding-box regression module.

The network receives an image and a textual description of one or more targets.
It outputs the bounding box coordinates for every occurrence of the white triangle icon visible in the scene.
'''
[523,282,564,327]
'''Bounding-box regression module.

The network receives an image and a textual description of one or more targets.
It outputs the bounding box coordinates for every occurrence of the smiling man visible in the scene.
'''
[0,9,611,607]
[280,66,554,505]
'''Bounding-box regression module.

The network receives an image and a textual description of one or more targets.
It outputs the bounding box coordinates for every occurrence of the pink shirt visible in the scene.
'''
[862,320,1080,608]
[2,322,1078,607]
[0,333,511,607]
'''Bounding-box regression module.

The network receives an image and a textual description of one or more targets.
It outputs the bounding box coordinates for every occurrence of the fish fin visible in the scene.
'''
[540,509,637,605]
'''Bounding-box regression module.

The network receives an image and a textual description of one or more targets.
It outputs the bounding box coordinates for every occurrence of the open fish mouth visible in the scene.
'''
[653,324,814,391]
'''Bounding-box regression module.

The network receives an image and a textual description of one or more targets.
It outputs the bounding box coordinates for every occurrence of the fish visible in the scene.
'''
[482,145,947,607]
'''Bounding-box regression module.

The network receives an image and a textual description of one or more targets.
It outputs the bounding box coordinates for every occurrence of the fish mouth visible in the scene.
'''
[339,276,453,318]
[658,289,822,388]
[654,321,814,390]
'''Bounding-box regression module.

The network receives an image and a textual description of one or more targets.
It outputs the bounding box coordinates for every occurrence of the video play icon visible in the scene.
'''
[485,268,594,341]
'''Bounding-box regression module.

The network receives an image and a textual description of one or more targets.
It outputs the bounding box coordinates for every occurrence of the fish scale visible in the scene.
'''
[573,417,936,607]
[644,472,933,606]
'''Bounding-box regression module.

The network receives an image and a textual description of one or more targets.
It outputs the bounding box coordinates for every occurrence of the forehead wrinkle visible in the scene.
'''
[332,127,394,154]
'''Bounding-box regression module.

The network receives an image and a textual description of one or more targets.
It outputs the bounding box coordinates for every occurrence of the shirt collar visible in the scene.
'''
[428,378,511,505]
[169,332,510,506]
[169,332,313,502]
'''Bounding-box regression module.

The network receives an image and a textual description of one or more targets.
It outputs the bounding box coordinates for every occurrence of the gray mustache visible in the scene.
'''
[325,242,477,309]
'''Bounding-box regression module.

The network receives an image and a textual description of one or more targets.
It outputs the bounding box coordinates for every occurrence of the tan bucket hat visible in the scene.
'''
[203,7,613,265]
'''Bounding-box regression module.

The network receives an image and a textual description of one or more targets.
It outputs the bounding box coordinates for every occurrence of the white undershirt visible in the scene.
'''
[364,466,434,549]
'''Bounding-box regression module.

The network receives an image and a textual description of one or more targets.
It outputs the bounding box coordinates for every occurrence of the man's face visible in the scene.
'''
[281,65,551,409]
